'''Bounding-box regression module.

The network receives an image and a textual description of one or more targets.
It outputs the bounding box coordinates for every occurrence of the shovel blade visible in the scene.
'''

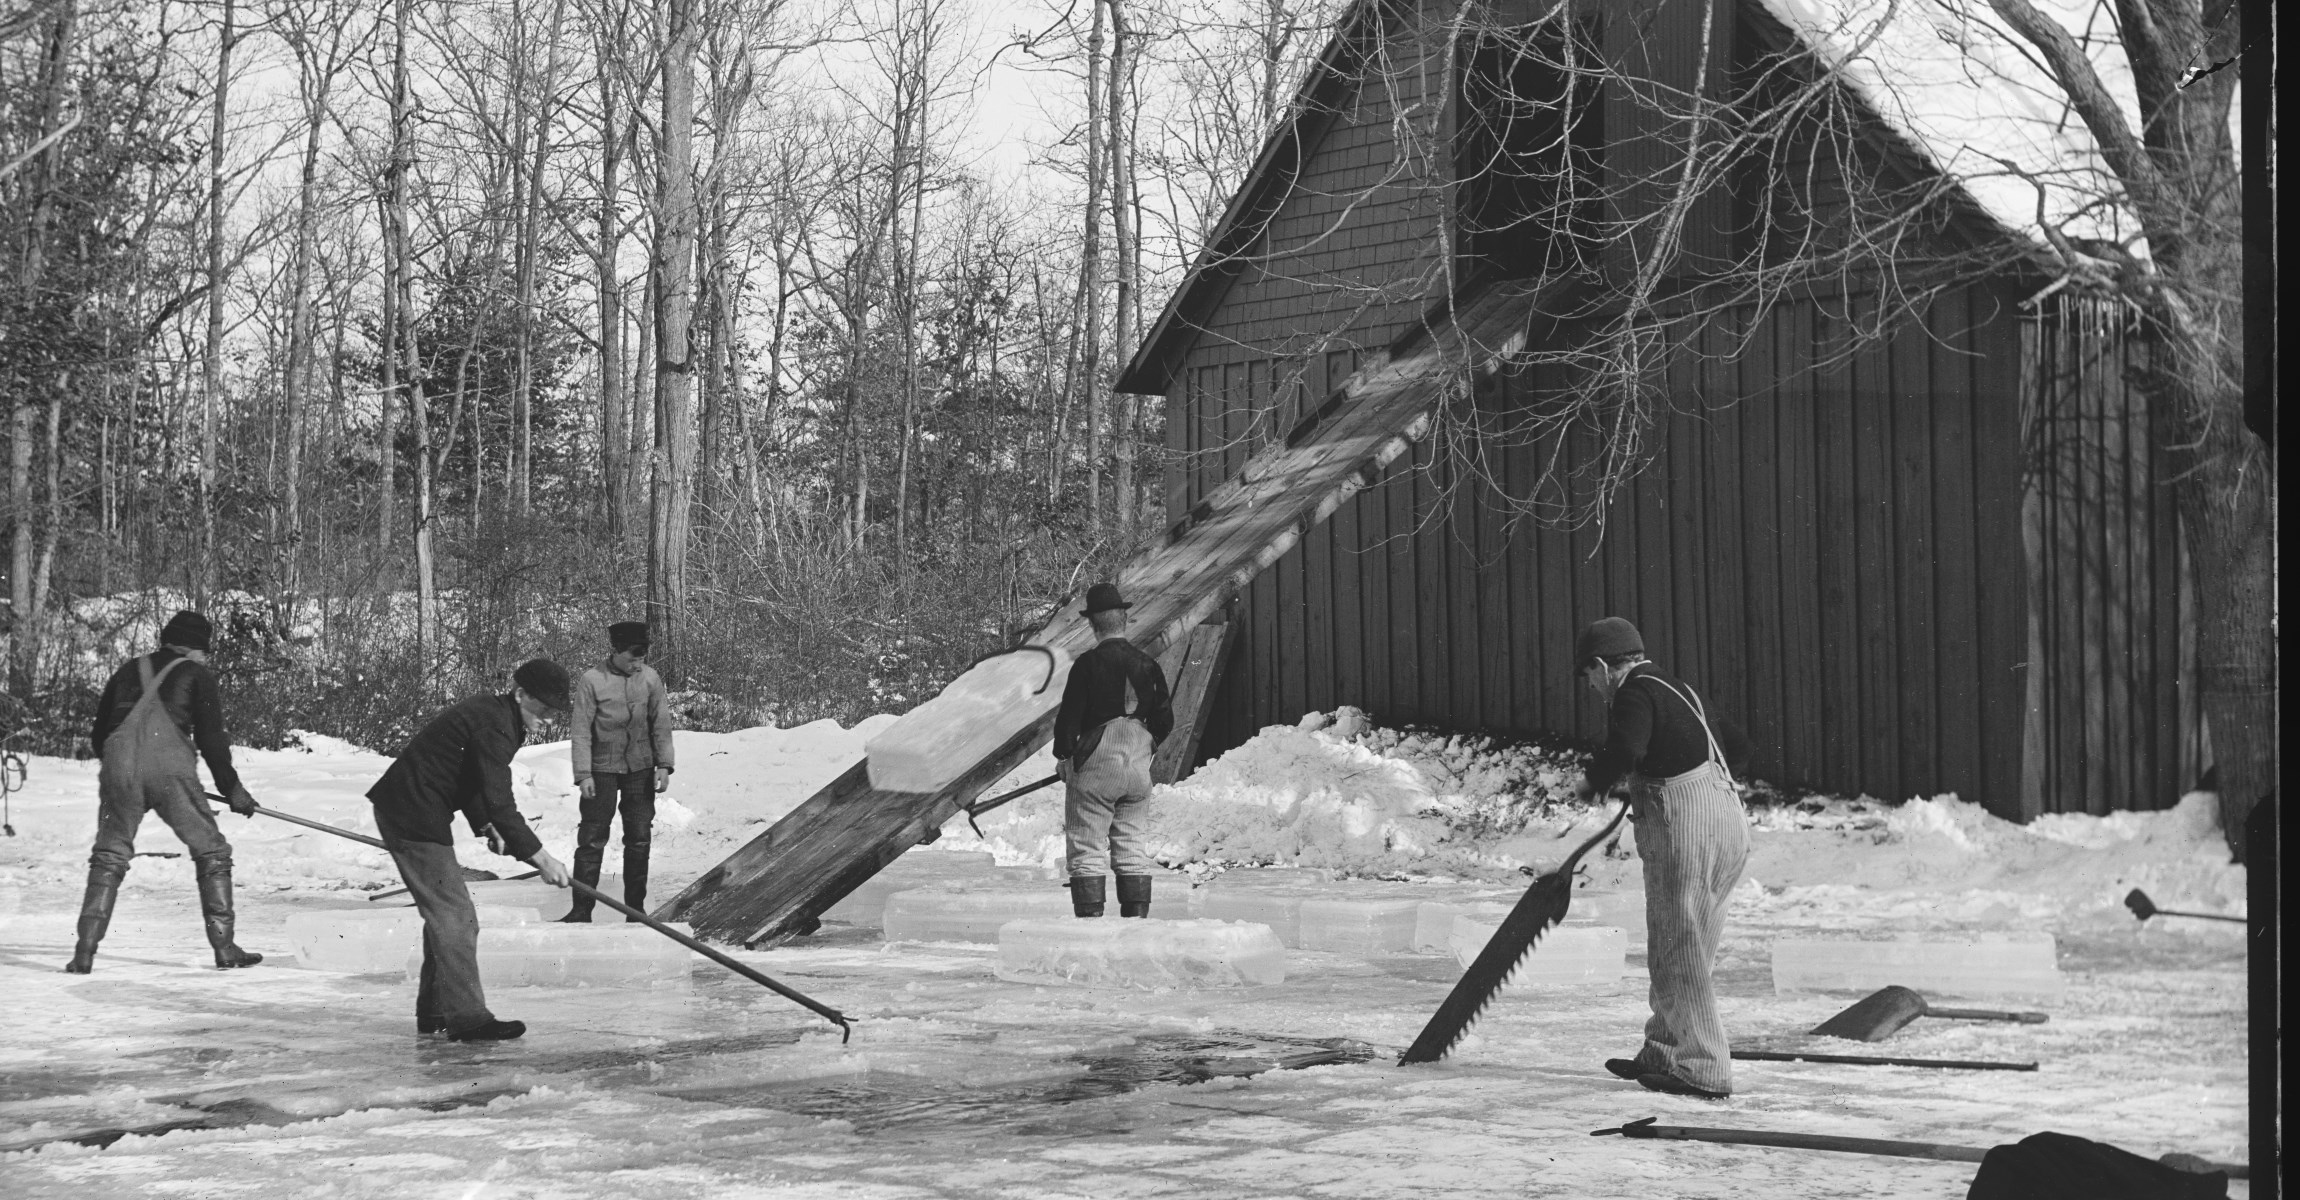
[1810,985,1927,1042]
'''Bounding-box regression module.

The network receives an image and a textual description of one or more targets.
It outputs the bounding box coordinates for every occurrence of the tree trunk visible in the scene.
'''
[649,0,699,677]
[1080,0,1107,528]
[207,0,234,590]
[511,0,569,520]
[282,99,324,593]
[1107,0,1136,545]
[8,0,77,696]
[390,0,437,670]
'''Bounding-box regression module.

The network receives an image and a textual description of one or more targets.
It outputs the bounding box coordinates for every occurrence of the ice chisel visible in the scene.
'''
[235,799,853,1041]
[1730,1048,2037,1071]
[965,773,1060,837]
[217,796,497,882]
[368,870,539,902]
[1398,799,1630,1064]
[1591,1117,2249,1179]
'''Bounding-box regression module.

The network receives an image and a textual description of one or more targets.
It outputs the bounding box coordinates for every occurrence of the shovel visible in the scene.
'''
[2124,888,2245,924]
[1809,985,2048,1041]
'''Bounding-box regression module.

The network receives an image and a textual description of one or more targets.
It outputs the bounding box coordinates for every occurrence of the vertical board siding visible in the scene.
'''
[1192,285,2126,817]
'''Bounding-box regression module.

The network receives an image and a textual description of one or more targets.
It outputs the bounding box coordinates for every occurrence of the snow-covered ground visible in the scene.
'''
[0,710,2251,1197]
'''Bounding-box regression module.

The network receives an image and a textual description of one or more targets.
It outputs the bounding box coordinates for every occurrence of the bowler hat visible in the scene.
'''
[159,610,213,652]
[1573,617,1644,668]
[1082,583,1131,615]
[608,621,650,649]
[513,658,573,712]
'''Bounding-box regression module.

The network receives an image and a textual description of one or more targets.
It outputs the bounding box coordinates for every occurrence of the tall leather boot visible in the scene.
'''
[621,833,651,921]
[560,824,608,922]
[196,862,263,969]
[1115,875,1153,919]
[1068,875,1107,918]
[65,867,123,974]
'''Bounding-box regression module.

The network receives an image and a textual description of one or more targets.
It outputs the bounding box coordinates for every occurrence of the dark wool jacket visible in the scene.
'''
[366,693,544,860]
[89,650,243,794]
[1585,664,1752,796]
[1053,637,1175,760]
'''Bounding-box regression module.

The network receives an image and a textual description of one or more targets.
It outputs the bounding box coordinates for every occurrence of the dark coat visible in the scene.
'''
[366,692,544,860]
[1585,663,1752,795]
[90,649,243,794]
[1053,637,1175,760]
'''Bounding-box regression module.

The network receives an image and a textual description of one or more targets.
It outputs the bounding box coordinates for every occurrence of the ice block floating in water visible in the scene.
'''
[1450,917,1627,990]
[1413,901,1513,952]
[1771,935,2063,1001]
[288,905,540,974]
[996,918,1287,989]
[1196,888,1310,947]
[457,876,621,922]
[405,923,697,988]
[819,851,1000,927]
[864,645,1072,794]
[882,887,1076,943]
[1298,898,1420,955]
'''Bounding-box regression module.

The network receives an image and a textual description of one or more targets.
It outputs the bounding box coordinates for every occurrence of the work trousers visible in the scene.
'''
[1628,761,1749,1093]
[1063,718,1157,879]
[573,771,655,913]
[387,838,496,1034]
[89,764,230,884]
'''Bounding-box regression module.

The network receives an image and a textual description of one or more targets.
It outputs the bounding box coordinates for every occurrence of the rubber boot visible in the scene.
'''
[1068,875,1107,918]
[65,868,123,974]
[196,862,263,969]
[622,834,651,922]
[560,824,608,922]
[1116,875,1153,919]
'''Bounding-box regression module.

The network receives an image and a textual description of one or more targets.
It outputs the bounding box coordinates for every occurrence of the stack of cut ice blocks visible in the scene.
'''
[287,905,540,973]
[996,918,1286,989]
[405,923,697,988]
[461,876,622,922]
[1297,898,1421,955]
[882,885,1077,943]
[1771,934,2063,1001]
[1449,916,1627,990]
[1193,870,1343,947]
[819,850,1002,928]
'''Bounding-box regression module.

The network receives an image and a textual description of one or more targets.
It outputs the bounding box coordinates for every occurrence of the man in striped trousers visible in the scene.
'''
[1573,617,1752,1099]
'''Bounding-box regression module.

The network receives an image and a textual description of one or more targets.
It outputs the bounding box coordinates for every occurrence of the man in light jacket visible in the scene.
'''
[563,621,676,921]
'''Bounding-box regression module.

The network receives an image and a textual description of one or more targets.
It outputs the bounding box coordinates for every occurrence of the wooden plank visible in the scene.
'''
[1478,451,1513,729]
[1151,620,1238,784]
[1891,303,1940,798]
[1851,293,1903,801]
[1813,305,1865,795]
[1704,315,1751,734]
[1775,300,1823,790]
[1739,306,1785,782]
[1449,453,1484,727]
[1927,287,1986,810]
[1392,442,1426,721]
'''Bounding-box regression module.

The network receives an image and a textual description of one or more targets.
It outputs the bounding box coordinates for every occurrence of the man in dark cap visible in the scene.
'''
[67,609,263,973]
[1051,583,1173,919]
[563,621,676,922]
[367,659,573,1041]
[1573,616,1752,1099]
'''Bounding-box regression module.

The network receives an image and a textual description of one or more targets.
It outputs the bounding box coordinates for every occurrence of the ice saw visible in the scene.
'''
[1398,799,1630,1064]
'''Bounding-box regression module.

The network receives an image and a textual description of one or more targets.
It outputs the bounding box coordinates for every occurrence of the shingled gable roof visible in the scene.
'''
[1117,0,2132,398]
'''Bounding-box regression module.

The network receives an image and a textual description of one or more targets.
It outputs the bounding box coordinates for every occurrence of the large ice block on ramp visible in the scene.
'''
[996,918,1286,989]
[1450,917,1627,990]
[864,645,1071,793]
[1298,898,1420,955]
[883,887,1075,943]
[819,851,1001,927]
[288,905,540,973]
[1772,935,2063,1001]
[401,923,696,988]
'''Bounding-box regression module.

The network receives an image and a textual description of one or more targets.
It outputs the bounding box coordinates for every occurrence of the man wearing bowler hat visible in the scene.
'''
[1052,584,1173,918]
[562,621,676,922]
[368,659,574,1041]
[1573,616,1752,1098]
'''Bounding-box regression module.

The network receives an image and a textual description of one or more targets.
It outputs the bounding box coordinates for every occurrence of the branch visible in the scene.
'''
[1984,0,2170,225]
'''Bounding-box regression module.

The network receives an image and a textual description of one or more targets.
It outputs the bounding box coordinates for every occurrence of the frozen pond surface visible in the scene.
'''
[0,716,2253,1197]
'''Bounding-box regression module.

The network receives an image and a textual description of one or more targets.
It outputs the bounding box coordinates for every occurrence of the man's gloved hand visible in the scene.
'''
[653,767,671,793]
[577,777,596,801]
[529,848,572,888]
[481,823,506,856]
[226,783,259,818]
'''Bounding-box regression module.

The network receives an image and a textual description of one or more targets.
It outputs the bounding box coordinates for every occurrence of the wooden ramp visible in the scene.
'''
[657,283,1542,947]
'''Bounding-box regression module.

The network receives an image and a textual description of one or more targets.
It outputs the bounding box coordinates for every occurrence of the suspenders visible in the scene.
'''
[1637,674,1736,789]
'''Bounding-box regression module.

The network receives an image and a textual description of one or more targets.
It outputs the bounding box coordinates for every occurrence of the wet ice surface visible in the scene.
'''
[0,885,2248,1199]
[0,725,2253,1198]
